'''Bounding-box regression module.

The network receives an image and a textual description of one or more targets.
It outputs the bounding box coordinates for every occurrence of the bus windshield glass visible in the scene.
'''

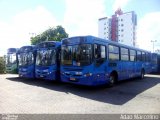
[18,52,34,66]
[6,53,17,64]
[61,44,92,66]
[36,49,56,66]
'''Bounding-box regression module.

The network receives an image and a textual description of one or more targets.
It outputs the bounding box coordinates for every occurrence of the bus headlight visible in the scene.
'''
[43,69,49,72]
[22,68,27,72]
[84,73,92,77]
[75,72,82,75]
[47,72,52,75]
[61,72,65,75]
[65,72,70,75]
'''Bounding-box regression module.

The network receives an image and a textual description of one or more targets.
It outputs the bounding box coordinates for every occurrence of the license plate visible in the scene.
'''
[70,77,76,81]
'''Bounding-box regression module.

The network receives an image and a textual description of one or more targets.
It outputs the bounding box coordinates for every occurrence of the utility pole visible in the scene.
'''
[151,40,157,52]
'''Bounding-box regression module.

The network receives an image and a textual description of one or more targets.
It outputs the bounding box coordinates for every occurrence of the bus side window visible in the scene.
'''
[130,49,136,61]
[137,51,142,61]
[121,47,129,61]
[147,53,151,62]
[94,44,99,59]
[109,45,119,61]
[94,44,106,65]
[142,52,146,62]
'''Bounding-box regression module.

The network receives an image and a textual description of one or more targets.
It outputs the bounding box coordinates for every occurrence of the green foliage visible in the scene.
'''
[0,57,5,74]
[31,25,68,45]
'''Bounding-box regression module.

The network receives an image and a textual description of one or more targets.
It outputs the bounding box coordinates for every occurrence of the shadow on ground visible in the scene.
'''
[6,75,160,105]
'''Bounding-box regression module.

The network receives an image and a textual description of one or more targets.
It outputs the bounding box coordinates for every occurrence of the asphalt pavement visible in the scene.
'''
[0,74,160,114]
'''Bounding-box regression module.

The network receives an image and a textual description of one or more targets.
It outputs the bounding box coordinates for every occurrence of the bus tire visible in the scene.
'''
[140,69,145,79]
[108,73,117,87]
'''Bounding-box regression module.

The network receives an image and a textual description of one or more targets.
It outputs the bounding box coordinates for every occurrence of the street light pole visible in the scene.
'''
[151,40,157,52]
[29,33,36,39]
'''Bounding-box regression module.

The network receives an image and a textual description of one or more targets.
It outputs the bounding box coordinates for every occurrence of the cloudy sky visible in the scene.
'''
[0,0,160,55]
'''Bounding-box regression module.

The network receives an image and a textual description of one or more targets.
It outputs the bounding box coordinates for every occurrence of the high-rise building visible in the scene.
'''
[98,9,137,47]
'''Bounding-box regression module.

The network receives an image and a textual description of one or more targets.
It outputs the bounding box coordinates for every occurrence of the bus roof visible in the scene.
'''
[36,41,61,48]
[62,35,151,53]
[18,45,35,53]
[7,48,18,54]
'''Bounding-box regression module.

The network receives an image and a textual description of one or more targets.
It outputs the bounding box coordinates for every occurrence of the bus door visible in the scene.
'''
[129,49,137,78]
[136,51,142,76]
[93,44,107,82]
[120,47,131,79]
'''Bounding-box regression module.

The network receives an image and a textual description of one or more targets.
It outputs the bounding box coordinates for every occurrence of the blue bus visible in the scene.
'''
[61,36,152,86]
[35,41,61,81]
[18,45,36,78]
[6,48,19,74]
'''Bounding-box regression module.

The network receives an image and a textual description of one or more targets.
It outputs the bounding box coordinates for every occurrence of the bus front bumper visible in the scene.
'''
[61,73,108,86]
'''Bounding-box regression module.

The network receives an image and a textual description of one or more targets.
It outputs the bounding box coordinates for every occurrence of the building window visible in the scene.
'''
[121,24,124,27]
[121,29,124,32]
[121,19,123,21]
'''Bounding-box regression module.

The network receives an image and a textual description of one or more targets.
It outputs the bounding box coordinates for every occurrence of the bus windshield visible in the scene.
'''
[18,52,34,66]
[36,49,56,66]
[61,44,92,66]
[6,53,17,64]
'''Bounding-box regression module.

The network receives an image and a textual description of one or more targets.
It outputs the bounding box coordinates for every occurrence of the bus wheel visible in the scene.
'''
[140,69,145,79]
[108,74,116,87]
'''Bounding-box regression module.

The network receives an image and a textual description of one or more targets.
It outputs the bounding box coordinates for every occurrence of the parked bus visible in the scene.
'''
[18,45,36,78]
[6,48,18,74]
[35,41,61,81]
[61,36,152,86]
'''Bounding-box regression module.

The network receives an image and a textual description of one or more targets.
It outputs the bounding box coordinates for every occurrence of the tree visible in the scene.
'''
[0,56,5,74]
[31,25,68,45]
